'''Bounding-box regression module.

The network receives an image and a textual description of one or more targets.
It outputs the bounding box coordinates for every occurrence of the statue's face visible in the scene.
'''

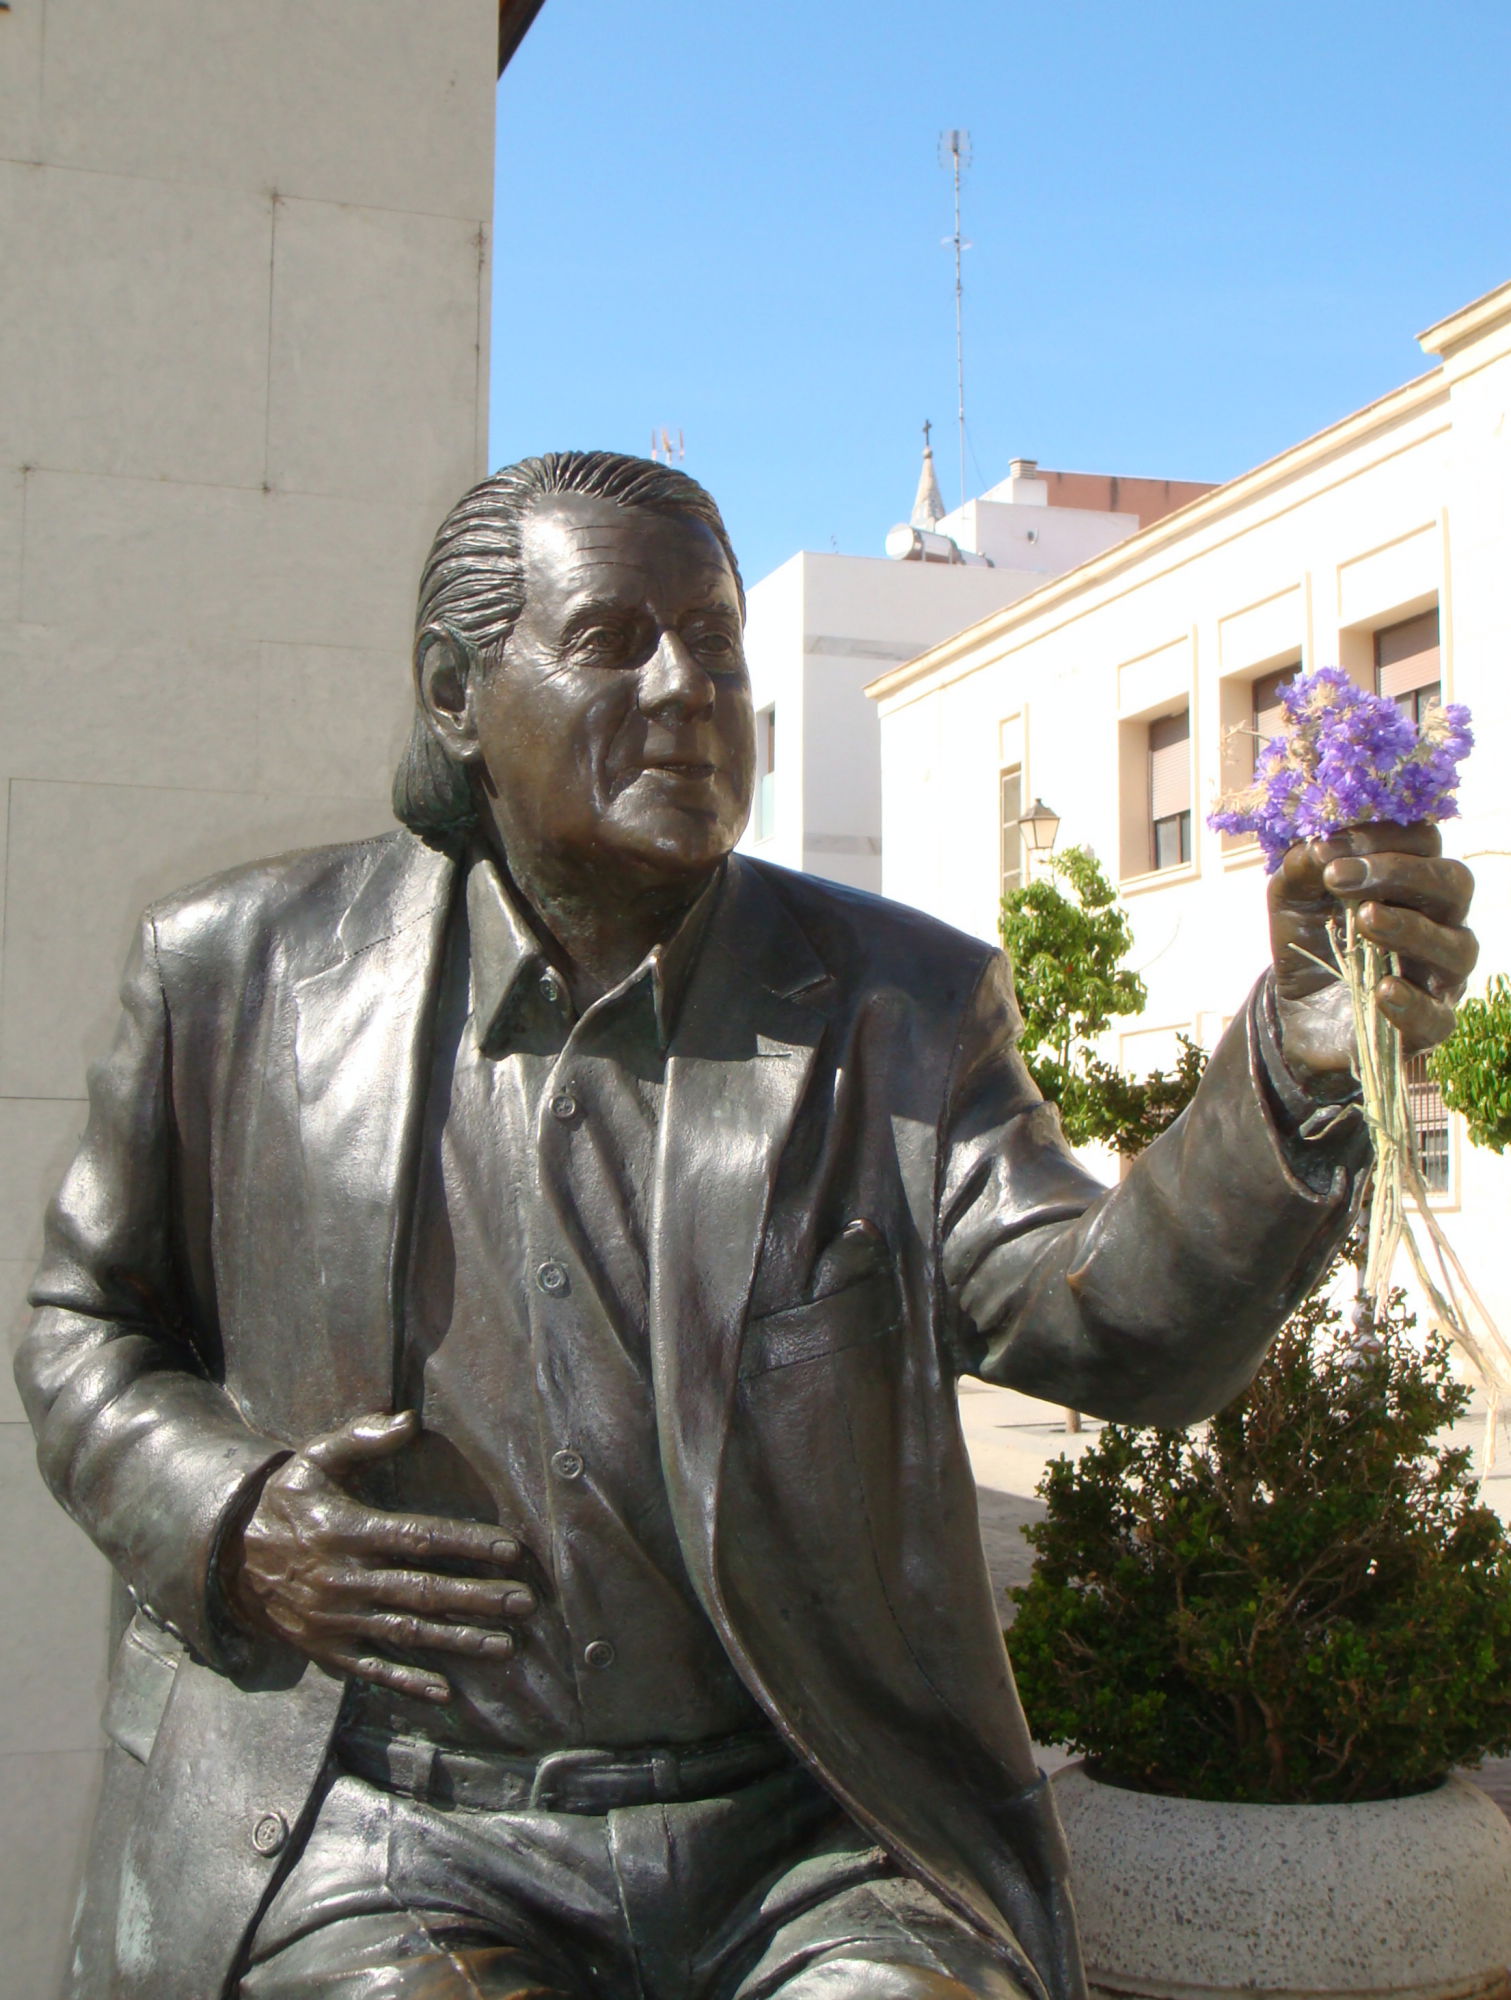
[470,494,754,888]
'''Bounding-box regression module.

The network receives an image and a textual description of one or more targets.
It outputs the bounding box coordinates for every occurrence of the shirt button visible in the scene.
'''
[540,970,563,1005]
[551,1448,585,1481]
[536,1260,569,1296]
[550,1092,578,1123]
[583,1639,616,1671]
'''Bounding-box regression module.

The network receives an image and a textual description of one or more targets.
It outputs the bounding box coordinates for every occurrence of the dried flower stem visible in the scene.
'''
[1321,911,1511,1469]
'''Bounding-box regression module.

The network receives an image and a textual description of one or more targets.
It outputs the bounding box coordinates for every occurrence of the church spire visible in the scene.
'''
[910,419,946,530]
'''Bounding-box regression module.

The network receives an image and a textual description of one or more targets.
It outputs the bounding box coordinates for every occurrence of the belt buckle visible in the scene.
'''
[526,1744,682,1812]
[527,1747,606,1812]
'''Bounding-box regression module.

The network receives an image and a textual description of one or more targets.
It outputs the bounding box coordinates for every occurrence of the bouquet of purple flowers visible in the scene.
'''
[1209,665,1472,870]
[1211,668,1511,1455]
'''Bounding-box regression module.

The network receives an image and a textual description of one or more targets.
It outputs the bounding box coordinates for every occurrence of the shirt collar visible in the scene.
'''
[466,846,723,1057]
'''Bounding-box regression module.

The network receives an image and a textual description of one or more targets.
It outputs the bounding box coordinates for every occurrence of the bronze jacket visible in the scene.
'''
[17,830,1364,2000]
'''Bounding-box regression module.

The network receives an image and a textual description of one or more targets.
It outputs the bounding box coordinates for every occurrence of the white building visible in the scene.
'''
[739,446,1210,892]
[870,278,1511,1370]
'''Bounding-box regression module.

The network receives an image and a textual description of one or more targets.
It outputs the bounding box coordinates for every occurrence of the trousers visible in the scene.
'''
[239,1755,1032,2000]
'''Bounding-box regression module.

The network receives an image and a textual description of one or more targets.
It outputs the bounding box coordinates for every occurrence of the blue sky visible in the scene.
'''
[491,1,1511,585]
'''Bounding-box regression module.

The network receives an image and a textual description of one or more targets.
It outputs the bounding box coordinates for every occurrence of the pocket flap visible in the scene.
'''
[103,1612,184,1763]
[741,1267,901,1378]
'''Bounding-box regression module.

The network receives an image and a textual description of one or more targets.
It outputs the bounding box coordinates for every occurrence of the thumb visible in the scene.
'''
[297,1409,418,1483]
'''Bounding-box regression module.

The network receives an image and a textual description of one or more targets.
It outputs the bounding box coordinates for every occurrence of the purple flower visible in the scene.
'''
[1208,667,1473,872]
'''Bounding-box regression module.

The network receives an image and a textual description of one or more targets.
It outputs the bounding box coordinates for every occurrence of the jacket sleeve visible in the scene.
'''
[939,950,1368,1424]
[13,913,286,1669]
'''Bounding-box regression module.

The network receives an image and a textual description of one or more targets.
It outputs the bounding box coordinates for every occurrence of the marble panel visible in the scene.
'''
[0,464,24,624]
[271,0,497,219]
[0,1745,103,1997]
[0,1425,112,1757]
[0,0,44,164]
[260,487,437,652]
[39,0,495,218]
[0,160,30,460]
[0,778,392,1097]
[39,0,279,190]
[0,163,271,485]
[19,471,268,642]
[0,1097,86,1262]
[0,624,263,788]
[255,642,410,801]
[2,1259,30,1422]
[267,196,484,503]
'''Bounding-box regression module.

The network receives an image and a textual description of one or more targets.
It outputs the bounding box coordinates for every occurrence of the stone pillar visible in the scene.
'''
[0,3,498,1983]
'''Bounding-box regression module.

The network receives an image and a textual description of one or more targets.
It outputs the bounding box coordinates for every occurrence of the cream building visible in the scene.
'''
[870,279,1511,1372]
[1,3,535,1984]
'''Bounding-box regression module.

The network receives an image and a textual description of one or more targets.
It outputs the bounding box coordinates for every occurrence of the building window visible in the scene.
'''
[1375,609,1441,723]
[1000,766,1023,897]
[755,706,776,840]
[1148,710,1191,870]
[1251,664,1297,772]
[1405,1051,1450,1193]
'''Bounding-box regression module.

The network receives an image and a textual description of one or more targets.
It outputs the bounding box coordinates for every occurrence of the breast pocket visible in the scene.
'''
[740,1265,903,1380]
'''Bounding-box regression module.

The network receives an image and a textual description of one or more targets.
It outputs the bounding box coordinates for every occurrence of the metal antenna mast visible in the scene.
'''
[939,128,972,509]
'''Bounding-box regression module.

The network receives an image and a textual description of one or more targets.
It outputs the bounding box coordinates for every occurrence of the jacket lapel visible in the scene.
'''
[649,859,833,1580]
[292,834,456,1409]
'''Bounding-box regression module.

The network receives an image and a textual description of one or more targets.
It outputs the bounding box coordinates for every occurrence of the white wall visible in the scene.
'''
[740,551,1056,892]
[940,495,1140,577]
[0,4,497,1986]
[873,281,1511,1404]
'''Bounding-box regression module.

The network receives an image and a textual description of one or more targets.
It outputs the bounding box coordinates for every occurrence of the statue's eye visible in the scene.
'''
[574,625,625,662]
[686,624,738,662]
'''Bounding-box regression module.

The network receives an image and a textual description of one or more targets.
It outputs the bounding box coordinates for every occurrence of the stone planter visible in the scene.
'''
[1052,1760,1511,2000]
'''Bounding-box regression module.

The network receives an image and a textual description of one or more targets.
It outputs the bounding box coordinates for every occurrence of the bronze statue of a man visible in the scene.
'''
[17,452,1476,2000]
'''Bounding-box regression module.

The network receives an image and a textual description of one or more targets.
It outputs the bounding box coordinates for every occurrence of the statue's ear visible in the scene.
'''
[415,625,482,762]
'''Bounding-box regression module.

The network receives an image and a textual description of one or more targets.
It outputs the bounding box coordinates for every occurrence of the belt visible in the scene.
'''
[337,1724,795,1814]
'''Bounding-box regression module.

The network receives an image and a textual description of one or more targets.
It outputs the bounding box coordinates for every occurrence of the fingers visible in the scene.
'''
[1323,851,1474,928]
[340,1609,518,1661]
[1377,974,1460,1056]
[342,1512,524,1572]
[1319,820,1442,861]
[322,1647,453,1706]
[339,1566,535,1623]
[294,1409,419,1486]
[1356,901,1478,992]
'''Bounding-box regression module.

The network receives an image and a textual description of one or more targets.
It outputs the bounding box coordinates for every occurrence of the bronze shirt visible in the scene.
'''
[349,849,765,1752]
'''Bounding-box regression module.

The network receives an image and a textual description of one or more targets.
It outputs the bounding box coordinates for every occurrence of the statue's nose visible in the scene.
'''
[638,632,715,722]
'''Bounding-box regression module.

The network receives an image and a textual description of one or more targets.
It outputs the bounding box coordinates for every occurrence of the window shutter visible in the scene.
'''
[1149,711,1190,820]
[1375,610,1440,701]
[1251,667,1294,765]
[1000,767,1023,894]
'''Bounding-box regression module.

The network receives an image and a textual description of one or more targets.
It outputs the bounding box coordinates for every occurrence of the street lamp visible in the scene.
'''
[1018,797,1061,856]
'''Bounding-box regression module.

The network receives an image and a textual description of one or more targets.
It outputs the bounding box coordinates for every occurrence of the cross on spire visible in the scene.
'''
[910,421,945,530]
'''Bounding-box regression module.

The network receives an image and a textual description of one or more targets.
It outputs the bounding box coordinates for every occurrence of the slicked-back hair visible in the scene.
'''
[392,450,745,840]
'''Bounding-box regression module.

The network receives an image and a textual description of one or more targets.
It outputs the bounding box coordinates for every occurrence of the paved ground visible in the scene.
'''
[962,1379,1511,1810]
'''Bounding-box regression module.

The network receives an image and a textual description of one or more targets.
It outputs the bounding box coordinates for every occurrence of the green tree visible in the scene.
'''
[999,846,1206,1154]
[1429,973,1511,1154]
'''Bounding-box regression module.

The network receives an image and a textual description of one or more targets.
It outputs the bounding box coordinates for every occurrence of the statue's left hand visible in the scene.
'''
[1268,821,1477,1084]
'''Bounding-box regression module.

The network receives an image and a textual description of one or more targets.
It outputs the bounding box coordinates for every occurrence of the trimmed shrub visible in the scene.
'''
[1009,1282,1511,1802]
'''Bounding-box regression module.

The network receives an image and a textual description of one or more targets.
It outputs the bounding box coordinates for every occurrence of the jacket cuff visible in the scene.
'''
[1251,974,1371,1191]
[129,1427,291,1673]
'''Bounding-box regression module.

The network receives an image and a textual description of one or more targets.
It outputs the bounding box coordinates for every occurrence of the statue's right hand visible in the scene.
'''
[221,1410,535,1704]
